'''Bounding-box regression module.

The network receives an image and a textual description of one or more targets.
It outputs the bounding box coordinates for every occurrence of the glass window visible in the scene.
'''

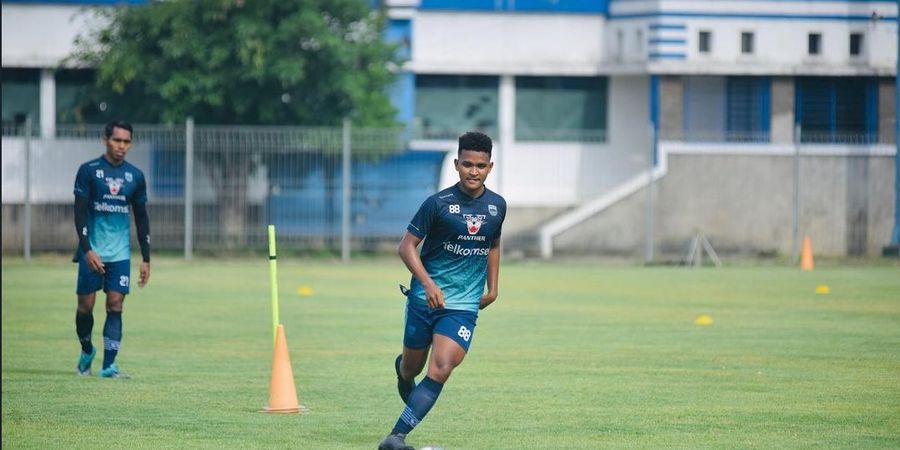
[698,30,711,53]
[515,76,607,142]
[414,75,498,140]
[1,68,41,136]
[616,29,624,61]
[741,32,754,54]
[635,29,644,57]
[683,76,770,142]
[849,33,864,56]
[56,69,113,125]
[797,77,877,143]
[808,33,821,55]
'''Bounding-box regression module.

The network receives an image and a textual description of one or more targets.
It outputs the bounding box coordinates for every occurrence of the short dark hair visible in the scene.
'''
[104,120,133,139]
[458,131,492,157]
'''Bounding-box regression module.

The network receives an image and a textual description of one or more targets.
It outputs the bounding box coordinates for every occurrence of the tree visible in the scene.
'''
[71,0,401,246]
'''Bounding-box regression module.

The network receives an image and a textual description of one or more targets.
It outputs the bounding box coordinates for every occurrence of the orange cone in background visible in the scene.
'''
[800,236,814,271]
[262,324,300,413]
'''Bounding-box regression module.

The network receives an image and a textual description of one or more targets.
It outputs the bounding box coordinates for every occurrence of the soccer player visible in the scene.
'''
[73,120,151,379]
[379,131,507,450]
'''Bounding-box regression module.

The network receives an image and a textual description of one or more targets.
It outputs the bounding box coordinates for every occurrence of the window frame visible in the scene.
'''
[740,31,754,54]
[698,30,711,54]
[808,32,822,56]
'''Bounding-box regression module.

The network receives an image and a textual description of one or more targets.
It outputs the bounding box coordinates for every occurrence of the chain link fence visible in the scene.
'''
[2,120,443,259]
[2,120,896,260]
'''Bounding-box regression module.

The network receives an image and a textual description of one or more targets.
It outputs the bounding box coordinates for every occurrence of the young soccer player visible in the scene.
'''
[379,131,507,450]
[73,120,151,379]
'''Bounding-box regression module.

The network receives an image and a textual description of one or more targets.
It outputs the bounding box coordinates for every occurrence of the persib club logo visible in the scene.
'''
[125,172,133,182]
[106,177,124,195]
[464,214,486,235]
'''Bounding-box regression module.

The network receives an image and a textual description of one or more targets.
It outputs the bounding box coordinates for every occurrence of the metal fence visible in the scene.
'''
[1,120,440,260]
[2,120,896,261]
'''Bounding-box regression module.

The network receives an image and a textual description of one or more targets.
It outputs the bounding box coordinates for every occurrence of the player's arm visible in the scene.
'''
[479,237,501,310]
[74,194,105,274]
[132,200,151,288]
[399,231,445,309]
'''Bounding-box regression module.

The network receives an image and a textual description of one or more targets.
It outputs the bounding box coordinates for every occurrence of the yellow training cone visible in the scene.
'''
[694,314,714,326]
[815,285,830,295]
[297,286,313,296]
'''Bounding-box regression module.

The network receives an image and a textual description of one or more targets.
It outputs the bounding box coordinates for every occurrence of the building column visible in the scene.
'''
[659,75,683,140]
[39,68,55,137]
[497,74,515,196]
[770,77,795,144]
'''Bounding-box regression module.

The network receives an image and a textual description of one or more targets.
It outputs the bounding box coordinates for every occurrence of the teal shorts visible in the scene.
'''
[76,254,130,295]
[403,298,478,352]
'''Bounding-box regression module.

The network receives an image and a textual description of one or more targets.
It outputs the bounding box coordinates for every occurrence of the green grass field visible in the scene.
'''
[3,256,899,449]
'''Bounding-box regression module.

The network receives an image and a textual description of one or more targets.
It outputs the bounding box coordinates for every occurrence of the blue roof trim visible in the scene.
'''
[648,23,687,30]
[611,12,898,21]
[612,0,895,3]
[648,52,687,59]
[649,38,687,45]
[420,0,609,13]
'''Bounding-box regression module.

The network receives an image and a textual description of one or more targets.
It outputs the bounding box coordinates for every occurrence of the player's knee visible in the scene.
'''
[429,360,457,382]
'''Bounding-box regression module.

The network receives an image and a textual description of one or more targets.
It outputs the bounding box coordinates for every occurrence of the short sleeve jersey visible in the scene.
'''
[406,183,507,312]
[73,156,147,263]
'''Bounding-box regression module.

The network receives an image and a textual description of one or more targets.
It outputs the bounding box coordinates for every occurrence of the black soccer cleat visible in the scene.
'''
[395,354,415,404]
[378,432,414,450]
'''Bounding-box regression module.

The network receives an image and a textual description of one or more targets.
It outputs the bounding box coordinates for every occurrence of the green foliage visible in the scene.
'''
[3,258,900,449]
[71,0,400,127]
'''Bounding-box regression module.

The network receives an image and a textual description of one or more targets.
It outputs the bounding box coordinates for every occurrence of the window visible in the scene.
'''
[414,75,498,140]
[698,30,711,53]
[515,76,607,142]
[56,69,114,126]
[796,77,878,143]
[741,32,754,54]
[1,68,41,136]
[850,33,864,56]
[635,29,644,57]
[615,29,624,61]
[683,76,770,142]
[808,33,821,55]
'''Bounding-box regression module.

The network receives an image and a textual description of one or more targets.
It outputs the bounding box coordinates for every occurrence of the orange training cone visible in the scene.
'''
[800,236,814,271]
[262,324,300,413]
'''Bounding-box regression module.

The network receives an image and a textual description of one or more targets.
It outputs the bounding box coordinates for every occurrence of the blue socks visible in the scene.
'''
[391,376,444,435]
[102,311,122,369]
[76,312,94,354]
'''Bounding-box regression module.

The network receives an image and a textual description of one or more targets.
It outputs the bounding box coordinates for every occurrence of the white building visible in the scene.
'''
[2,0,897,257]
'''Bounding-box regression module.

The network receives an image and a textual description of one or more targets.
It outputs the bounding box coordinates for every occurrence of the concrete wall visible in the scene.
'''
[411,11,606,76]
[1,4,108,68]
[609,0,898,75]
[548,152,896,258]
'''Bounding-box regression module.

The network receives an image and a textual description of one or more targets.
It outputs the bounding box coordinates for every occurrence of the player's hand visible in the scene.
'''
[479,291,497,310]
[85,250,105,274]
[424,284,445,309]
[138,262,150,288]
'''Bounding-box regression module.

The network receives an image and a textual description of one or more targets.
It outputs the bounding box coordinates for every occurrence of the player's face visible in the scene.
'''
[454,149,493,196]
[104,127,132,165]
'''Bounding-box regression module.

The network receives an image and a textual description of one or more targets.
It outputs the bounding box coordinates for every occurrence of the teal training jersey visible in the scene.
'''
[406,184,507,312]
[73,156,147,263]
